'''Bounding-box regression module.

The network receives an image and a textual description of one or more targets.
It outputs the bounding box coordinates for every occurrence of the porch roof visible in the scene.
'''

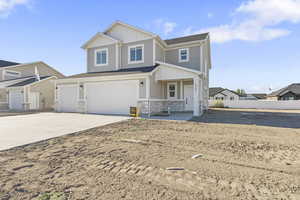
[154,62,202,81]
[63,65,159,79]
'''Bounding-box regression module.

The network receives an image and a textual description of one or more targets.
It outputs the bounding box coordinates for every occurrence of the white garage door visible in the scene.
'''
[9,90,24,110]
[58,85,77,112]
[86,80,138,115]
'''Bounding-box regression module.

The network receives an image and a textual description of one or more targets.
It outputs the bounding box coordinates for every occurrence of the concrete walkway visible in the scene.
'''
[0,112,130,151]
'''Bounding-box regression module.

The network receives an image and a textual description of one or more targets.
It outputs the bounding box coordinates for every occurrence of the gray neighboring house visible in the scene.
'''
[241,93,267,100]
[209,87,240,101]
[0,60,64,111]
[267,83,300,101]
[55,21,212,116]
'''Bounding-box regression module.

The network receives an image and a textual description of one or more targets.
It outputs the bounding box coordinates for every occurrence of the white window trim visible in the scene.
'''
[178,48,189,63]
[94,48,108,67]
[128,44,144,64]
[167,82,177,100]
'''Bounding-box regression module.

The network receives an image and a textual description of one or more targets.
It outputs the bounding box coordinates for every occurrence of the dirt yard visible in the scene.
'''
[1,109,300,200]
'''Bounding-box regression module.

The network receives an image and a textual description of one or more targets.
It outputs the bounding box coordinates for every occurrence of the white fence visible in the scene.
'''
[209,100,300,110]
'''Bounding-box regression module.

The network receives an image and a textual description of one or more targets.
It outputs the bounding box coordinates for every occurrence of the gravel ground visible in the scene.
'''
[0,109,300,200]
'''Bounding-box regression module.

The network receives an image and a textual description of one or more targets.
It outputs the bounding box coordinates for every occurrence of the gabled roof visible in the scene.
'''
[8,76,51,87]
[64,65,159,79]
[104,20,157,38]
[81,32,120,49]
[209,87,240,97]
[209,87,225,97]
[269,83,300,97]
[0,60,20,68]
[164,33,209,45]
[155,61,202,75]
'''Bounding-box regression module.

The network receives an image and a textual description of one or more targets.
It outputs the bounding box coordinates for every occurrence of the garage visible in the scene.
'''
[86,80,138,115]
[57,85,78,112]
[9,89,24,110]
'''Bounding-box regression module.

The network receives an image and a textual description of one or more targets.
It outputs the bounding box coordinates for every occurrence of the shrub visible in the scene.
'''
[36,192,67,200]
[212,100,224,108]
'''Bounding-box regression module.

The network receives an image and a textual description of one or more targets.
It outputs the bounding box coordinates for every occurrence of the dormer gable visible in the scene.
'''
[104,21,156,43]
[81,33,119,49]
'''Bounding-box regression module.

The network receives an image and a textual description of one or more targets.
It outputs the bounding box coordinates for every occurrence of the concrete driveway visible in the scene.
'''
[0,112,130,151]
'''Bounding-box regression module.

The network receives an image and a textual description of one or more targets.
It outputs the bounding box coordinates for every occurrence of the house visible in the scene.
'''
[241,93,267,100]
[267,83,300,100]
[209,87,240,101]
[55,21,211,116]
[0,60,64,111]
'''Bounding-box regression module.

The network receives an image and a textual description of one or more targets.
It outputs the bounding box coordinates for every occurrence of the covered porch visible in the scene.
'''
[137,62,205,117]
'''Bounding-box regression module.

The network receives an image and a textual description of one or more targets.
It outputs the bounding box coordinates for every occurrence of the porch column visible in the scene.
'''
[180,80,183,99]
[146,76,150,99]
[146,76,151,116]
[193,76,201,116]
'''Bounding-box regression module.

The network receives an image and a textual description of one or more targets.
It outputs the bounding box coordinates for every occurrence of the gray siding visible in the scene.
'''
[165,46,201,71]
[155,43,164,62]
[121,39,154,69]
[87,44,116,73]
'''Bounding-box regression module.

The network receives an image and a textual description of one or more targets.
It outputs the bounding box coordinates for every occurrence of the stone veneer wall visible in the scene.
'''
[138,100,185,114]
[0,103,9,110]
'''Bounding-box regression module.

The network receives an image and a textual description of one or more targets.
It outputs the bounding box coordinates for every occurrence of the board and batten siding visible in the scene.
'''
[165,46,201,71]
[87,44,116,73]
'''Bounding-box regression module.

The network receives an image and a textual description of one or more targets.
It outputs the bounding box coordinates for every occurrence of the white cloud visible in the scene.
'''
[185,0,300,43]
[0,0,30,17]
[153,18,177,36]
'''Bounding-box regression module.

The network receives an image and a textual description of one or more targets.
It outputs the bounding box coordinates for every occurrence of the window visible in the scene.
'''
[167,83,177,99]
[230,97,234,101]
[95,48,108,66]
[128,45,144,64]
[179,48,189,62]
[4,70,21,78]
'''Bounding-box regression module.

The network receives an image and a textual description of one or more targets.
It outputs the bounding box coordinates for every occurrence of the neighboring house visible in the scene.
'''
[0,60,64,111]
[209,87,240,101]
[55,21,211,116]
[240,93,267,100]
[267,83,300,100]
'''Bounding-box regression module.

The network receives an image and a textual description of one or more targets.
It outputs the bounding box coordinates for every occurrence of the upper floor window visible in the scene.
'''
[128,44,144,64]
[95,48,108,66]
[178,48,189,62]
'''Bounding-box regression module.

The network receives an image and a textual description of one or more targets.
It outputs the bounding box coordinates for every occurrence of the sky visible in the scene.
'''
[0,0,300,93]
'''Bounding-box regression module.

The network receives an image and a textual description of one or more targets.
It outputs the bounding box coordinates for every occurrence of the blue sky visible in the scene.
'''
[1,0,300,93]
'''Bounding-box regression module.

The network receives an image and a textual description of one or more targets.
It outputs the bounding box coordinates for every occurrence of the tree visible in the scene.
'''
[236,89,246,95]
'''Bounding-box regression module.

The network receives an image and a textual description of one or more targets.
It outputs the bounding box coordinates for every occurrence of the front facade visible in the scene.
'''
[267,83,300,101]
[55,21,211,116]
[0,61,64,111]
[209,87,240,101]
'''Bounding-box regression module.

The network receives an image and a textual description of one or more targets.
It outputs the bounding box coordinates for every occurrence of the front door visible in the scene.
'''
[184,85,193,111]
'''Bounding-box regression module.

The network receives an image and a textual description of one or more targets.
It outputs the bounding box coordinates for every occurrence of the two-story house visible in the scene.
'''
[55,21,211,116]
[0,60,64,111]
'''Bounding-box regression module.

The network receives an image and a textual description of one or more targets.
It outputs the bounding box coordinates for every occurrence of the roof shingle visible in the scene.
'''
[0,60,20,68]
[164,33,209,45]
[8,76,50,87]
[66,65,158,79]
